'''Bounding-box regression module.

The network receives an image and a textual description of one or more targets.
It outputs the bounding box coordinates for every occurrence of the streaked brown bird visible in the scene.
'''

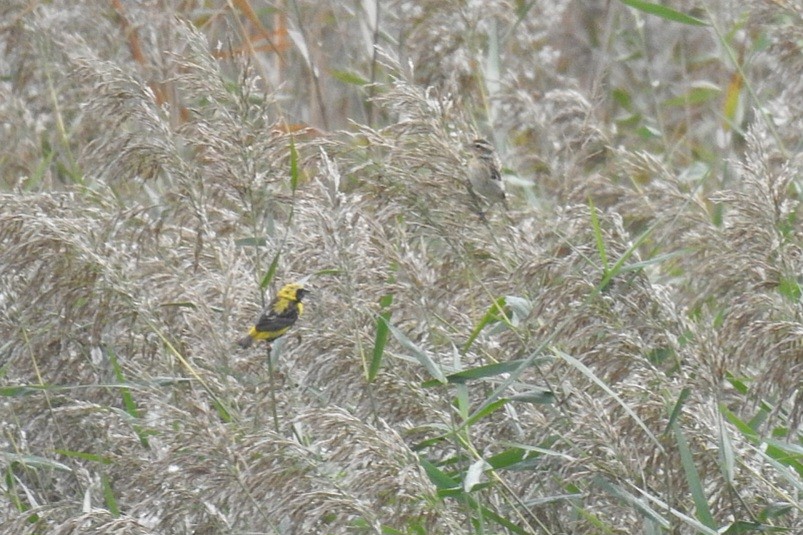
[466,138,509,209]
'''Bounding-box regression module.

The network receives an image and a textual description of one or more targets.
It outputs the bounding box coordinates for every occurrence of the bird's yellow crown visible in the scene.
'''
[277,282,307,302]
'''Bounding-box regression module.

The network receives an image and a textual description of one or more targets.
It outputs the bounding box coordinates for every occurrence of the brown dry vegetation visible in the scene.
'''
[1,1,801,534]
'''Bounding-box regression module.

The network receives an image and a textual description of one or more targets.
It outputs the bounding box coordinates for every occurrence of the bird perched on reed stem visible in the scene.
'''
[238,282,308,348]
[466,138,509,209]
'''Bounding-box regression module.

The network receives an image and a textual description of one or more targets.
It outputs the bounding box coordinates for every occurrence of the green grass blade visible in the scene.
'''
[2,452,72,472]
[485,446,529,470]
[463,398,509,427]
[54,449,111,464]
[368,293,394,382]
[289,136,299,193]
[597,219,657,294]
[388,323,447,384]
[720,404,803,477]
[439,359,532,384]
[259,253,281,290]
[419,457,460,490]
[634,484,719,534]
[108,347,140,419]
[555,349,664,451]
[463,296,508,353]
[618,0,708,26]
[588,197,609,275]
[763,438,803,475]
[664,387,690,434]
[101,472,120,516]
[331,69,369,86]
[476,506,530,535]
[672,421,716,529]
[594,476,671,529]
[717,413,735,484]
[420,359,553,388]
[145,318,233,423]
[455,382,470,421]
[0,385,46,397]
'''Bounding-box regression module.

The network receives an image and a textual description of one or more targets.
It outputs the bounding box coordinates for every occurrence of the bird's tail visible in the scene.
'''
[237,335,254,349]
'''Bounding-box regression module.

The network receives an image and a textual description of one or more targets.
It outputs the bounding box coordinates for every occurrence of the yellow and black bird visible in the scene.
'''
[238,282,308,349]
